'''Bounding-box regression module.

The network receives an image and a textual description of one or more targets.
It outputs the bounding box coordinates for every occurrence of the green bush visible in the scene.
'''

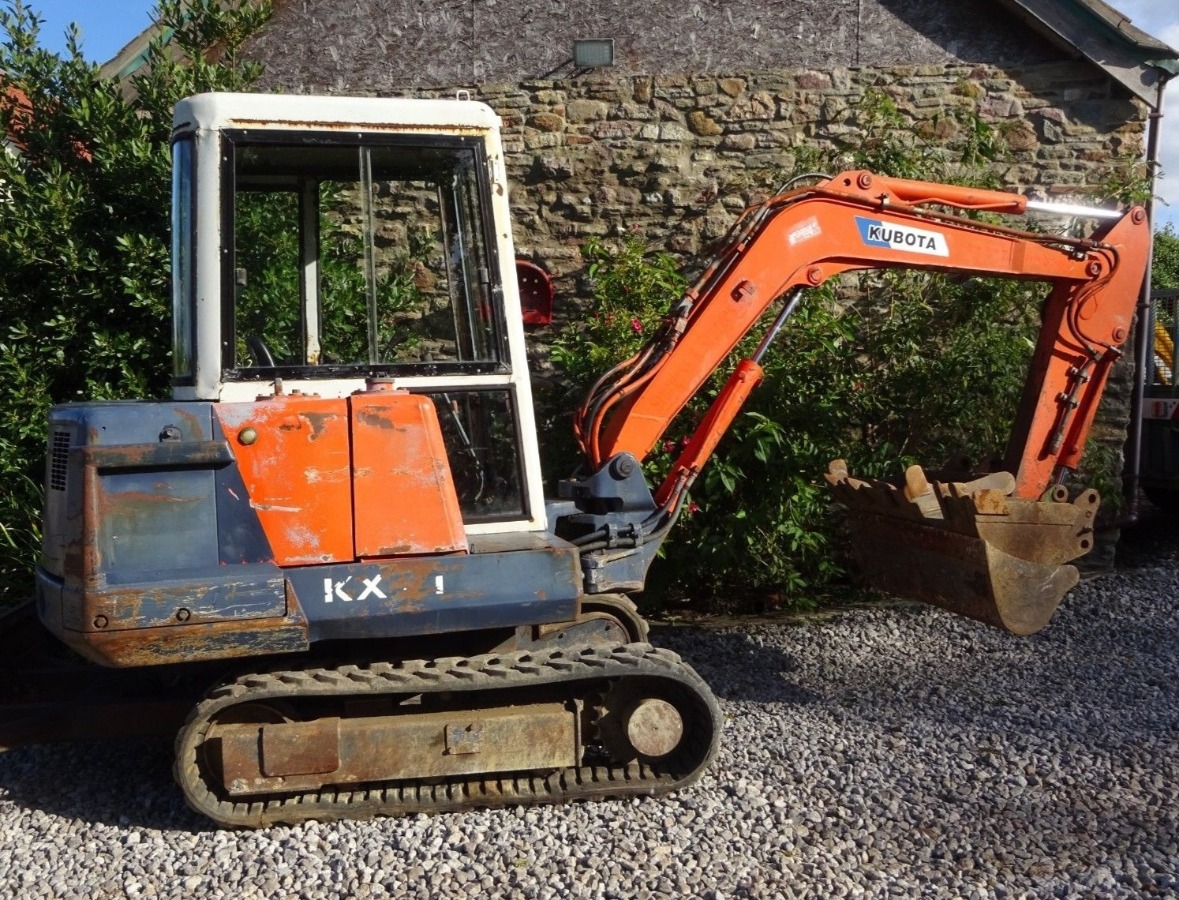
[0,0,270,598]
[1155,224,1179,291]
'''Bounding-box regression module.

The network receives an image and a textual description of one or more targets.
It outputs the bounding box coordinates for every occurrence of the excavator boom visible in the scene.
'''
[570,170,1150,633]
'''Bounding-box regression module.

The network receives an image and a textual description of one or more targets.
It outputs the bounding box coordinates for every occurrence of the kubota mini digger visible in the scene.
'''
[2,93,1150,826]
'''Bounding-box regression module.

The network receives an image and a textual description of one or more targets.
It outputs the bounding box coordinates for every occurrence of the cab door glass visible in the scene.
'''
[229,139,502,372]
[427,389,525,522]
[234,189,301,366]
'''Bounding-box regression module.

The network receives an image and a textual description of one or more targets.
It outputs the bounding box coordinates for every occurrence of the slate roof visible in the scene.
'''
[99,0,1177,108]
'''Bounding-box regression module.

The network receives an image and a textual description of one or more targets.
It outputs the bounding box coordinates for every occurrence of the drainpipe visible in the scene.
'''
[1123,75,1170,523]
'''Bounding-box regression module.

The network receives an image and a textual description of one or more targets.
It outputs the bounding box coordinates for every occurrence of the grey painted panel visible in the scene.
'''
[96,468,219,578]
[289,543,582,641]
[48,401,213,445]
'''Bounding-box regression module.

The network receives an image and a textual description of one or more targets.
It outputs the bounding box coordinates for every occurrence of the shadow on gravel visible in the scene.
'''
[0,629,812,830]
[652,625,821,706]
[0,736,213,832]
[1116,500,1179,568]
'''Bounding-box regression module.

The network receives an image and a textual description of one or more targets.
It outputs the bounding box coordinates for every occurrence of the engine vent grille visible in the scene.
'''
[50,429,71,492]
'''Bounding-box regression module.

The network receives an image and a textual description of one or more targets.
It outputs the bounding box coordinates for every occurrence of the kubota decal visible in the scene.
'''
[855,216,949,257]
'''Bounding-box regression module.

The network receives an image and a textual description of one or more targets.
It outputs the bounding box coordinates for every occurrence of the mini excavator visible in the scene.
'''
[1,93,1150,826]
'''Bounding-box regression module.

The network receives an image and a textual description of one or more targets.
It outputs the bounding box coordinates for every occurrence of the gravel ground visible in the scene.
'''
[0,521,1176,899]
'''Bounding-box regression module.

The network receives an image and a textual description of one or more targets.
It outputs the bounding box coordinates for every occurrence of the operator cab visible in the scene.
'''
[37,94,577,667]
[170,93,546,531]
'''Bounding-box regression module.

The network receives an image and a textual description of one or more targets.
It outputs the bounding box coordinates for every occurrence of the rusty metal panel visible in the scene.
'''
[54,611,310,669]
[43,402,219,586]
[828,462,1098,634]
[89,465,220,580]
[262,718,341,777]
[216,396,354,565]
[846,511,1078,635]
[349,390,468,558]
[79,570,287,632]
[218,702,577,796]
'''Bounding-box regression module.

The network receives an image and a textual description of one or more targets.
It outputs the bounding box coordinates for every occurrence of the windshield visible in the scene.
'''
[226,134,503,375]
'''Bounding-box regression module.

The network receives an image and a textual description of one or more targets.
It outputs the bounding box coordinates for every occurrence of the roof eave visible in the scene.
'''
[1000,0,1179,106]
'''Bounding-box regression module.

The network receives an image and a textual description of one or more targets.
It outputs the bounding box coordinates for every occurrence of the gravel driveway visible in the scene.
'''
[0,521,1176,899]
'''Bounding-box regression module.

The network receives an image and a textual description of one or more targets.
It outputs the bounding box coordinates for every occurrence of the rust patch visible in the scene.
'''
[260,718,341,778]
[174,405,207,435]
[356,408,397,430]
[215,702,574,796]
[228,118,488,138]
[251,501,302,512]
[300,411,334,440]
[85,574,287,632]
[62,614,310,668]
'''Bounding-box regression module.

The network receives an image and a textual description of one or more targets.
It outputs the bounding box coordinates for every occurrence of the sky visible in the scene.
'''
[27,0,1179,228]
[36,0,153,63]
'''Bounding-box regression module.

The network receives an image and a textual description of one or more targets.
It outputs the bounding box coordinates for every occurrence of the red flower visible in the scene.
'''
[687,502,701,516]
[662,440,676,454]
[631,317,643,334]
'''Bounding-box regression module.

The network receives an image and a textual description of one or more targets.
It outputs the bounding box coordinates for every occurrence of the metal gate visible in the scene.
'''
[1141,288,1179,506]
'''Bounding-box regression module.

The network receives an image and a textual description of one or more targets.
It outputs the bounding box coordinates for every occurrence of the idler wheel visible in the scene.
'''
[623,697,684,758]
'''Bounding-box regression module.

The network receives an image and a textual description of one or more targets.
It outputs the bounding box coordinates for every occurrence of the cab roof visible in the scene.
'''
[172,92,501,135]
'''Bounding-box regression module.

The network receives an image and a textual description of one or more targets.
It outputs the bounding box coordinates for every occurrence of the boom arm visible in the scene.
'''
[575,170,1150,514]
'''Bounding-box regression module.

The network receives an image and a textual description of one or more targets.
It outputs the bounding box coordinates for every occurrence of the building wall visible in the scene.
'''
[244,4,1143,294]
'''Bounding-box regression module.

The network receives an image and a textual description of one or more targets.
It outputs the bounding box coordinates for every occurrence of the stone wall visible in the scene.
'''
[246,2,1147,335]
[475,62,1142,292]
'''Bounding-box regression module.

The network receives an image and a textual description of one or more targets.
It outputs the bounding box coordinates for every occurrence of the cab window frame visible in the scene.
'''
[218,128,510,381]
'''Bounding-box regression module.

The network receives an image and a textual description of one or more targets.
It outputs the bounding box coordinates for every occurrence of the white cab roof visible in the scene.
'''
[173,92,501,134]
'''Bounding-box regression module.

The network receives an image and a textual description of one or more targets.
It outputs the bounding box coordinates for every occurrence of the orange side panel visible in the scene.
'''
[216,397,354,566]
[349,391,469,558]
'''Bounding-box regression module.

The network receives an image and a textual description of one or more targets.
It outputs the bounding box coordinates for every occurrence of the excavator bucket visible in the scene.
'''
[826,461,1098,635]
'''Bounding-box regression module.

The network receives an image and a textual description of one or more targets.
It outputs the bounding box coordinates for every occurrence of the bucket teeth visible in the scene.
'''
[826,460,1098,635]
[903,465,943,520]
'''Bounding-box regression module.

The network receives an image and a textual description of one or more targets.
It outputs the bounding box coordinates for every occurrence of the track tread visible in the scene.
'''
[174,643,721,828]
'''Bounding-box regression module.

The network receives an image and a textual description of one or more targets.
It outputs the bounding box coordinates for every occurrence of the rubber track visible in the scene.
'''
[174,643,722,828]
